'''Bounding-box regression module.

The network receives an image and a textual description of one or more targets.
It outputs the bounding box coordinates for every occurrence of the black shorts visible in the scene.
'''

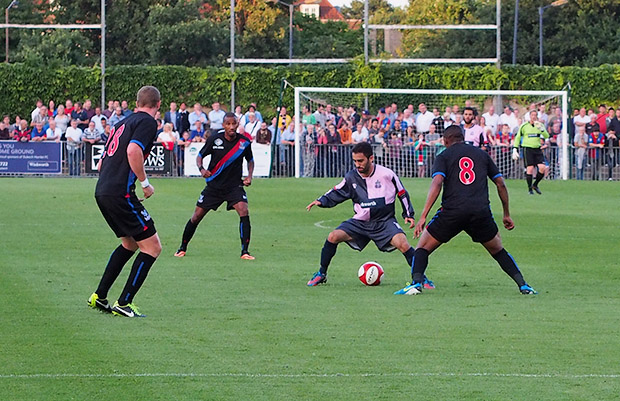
[337,217,405,252]
[95,195,157,241]
[426,207,498,244]
[197,185,248,212]
[523,147,544,167]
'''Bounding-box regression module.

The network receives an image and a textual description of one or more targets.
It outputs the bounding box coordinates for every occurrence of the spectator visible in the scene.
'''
[377,108,390,130]
[64,99,74,115]
[83,99,95,121]
[108,106,125,127]
[65,119,83,176]
[454,113,464,128]
[402,108,415,130]
[54,105,70,136]
[430,108,444,136]
[352,122,369,143]
[190,120,206,142]
[120,100,132,117]
[103,100,114,119]
[164,102,181,132]
[415,103,434,134]
[14,120,31,142]
[0,119,10,140]
[234,105,243,121]
[48,100,57,117]
[30,122,47,142]
[349,105,361,129]
[82,121,102,145]
[585,113,598,134]
[338,119,353,145]
[482,105,500,136]
[178,102,190,135]
[31,106,48,128]
[500,105,519,134]
[361,109,371,125]
[243,112,261,141]
[189,103,207,135]
[387,103,398,125]
[451,104,460,120]
[414,133,428,177]
[100,118,110,143]
[385,130,403,175]
[157,123,179,151]
[71,102,89,131]
[595,104,608,134]
[389,119,405,138]
[91,107,107,133]
[367,118,380,143]
[313,104,327,128]
[208,102,226,137]
[31,99,43,122]
[255,121,272,145]
[548,106,563,129]
[44,118,61,142]
[302,105,316,127]
[573,125,588,180]
[249,103,263,123]
[277,106,292,134]
[326,123,342,176]
[176,131,192,175]
[279,120,296,176]
[325,104,335,124]
[537,104,549,127]
[605,110,619,181]
[588,124,605,180]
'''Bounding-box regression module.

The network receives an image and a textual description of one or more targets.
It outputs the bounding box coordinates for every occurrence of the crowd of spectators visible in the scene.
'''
[2,97,619,180]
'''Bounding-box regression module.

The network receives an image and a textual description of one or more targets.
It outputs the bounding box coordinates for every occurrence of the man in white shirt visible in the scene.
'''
[90,107,107,133]
[189,103,208,135]
[415,103,435,134]
[482,105,501,136]
[45,119,62,142]
[208,102,226,137]
[573,107,590,133]
[499,105,519,133]
[243,112,261,141]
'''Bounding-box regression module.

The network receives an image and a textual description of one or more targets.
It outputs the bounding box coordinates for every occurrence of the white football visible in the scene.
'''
[358,261,384,286]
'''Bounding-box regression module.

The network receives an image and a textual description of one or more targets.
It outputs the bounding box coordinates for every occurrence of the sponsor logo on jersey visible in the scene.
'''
[213,138,225,149]
[374,180,382,188]
[360,201,377,208]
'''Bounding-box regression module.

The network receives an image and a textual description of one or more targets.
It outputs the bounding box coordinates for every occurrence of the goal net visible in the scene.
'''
[290,87,569,180]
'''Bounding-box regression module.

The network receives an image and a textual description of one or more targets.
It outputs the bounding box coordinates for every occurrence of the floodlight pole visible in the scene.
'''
[101,0,105,108]
[5,0,18,63]
[512,0,519,64]
[230,0,235,110]
[363,0,369,111]
[496,0,501,68]
[539,0,568,66]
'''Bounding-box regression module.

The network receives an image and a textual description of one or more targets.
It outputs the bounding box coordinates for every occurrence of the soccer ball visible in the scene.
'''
[358,261,384,286]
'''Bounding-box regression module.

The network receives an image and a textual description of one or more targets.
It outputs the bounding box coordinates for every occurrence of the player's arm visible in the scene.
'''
[307,178,351,211]
[197,138,212,178]
[127,142,154,199]
[244,159,254,186]
[414,174,443,238]
[493,175,514,230]
[392,175,415,228]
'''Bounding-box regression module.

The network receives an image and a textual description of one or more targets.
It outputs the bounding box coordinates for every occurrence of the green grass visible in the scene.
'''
[1,176,619,400]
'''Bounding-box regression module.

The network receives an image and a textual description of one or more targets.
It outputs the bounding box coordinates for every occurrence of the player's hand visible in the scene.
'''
[306,200,321,211]
[512,148,520,161]
[414,217,426,238]
[404,217,415,229]
[200,168,212,178]
[142,184,154,200]
[503,216,515,230]
[243,177,252,186]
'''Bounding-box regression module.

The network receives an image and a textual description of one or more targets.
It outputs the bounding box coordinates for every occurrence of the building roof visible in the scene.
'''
[296,0,345,21]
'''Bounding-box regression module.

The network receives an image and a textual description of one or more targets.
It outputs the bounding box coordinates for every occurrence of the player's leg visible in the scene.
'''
[394,229,441,295]
[232,201,253,259]
[114,233,163,317]
[390,232,435,289]
[525,163,535,194]
[89,237,138,313]
[307,229,352,286]
[532,161,547,194]
[481,233,537,294]
[175,205,209,257]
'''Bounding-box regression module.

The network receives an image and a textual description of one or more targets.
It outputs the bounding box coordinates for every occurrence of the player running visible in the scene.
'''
[395,125,537,295]
[89,85,162,318]
[512,109,550,194]
[175,112,255,259]
[306,142,434,288]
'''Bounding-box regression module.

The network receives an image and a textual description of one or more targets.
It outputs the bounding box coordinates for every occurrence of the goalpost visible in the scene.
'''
[293,87,569,180]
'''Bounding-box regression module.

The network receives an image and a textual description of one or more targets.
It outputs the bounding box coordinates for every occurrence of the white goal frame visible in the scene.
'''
[294,87,569,179]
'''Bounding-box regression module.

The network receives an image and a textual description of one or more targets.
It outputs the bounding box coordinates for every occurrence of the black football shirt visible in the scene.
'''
[431,142,501,212]
[95,111,158,197]
[199,131,253,190]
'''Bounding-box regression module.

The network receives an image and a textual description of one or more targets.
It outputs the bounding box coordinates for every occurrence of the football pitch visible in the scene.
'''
[1,177,619,400]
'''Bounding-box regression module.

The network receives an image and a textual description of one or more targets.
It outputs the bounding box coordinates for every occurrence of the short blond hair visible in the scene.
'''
[136,86,161,108]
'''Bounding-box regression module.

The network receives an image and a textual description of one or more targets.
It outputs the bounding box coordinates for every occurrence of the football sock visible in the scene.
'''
[526,174,533,190]
[533,172,544,187]
[240,216,251,254]
[411,248,429,284]
[403,247,415,270]
[319,240,338,275]
[96,245,135,299]
[180,219,198,250]
[119,252,157,305]
[492,248,526,287]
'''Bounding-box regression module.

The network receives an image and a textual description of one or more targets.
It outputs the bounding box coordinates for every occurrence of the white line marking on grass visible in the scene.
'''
[1,372,619,380]
[314,220,331,229]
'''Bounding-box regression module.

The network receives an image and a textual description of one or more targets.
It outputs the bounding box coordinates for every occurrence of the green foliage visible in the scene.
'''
[0,63,620,120]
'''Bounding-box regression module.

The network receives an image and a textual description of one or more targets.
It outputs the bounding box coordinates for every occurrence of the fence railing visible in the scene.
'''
[1,140,618,181]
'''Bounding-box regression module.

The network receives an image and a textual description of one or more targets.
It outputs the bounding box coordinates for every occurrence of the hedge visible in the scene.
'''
[0,62,618,120]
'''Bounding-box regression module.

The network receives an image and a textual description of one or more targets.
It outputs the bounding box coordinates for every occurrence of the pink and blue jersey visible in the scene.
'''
[317,164,414,222]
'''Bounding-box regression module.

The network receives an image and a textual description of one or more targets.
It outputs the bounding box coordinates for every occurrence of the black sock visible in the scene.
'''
[96,245,135,299]
[411,248,429,284]
[180,219,198,250]
[526,174,533,190]
[240,216,251,254]
[319,240,338,275]
[533,172,544,187]
[118,252,157,305]
[492,248,526,287]
[403,247,415,266]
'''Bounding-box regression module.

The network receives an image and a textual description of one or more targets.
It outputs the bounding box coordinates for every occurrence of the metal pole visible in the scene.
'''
[363,0,369,111]
[101,0,105,108]
[495,0,501,68]
[288,4,293,62]
[230,0,235,110]
[4,8,8,63]
[512,0,519,64]
[539,6,543,66]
